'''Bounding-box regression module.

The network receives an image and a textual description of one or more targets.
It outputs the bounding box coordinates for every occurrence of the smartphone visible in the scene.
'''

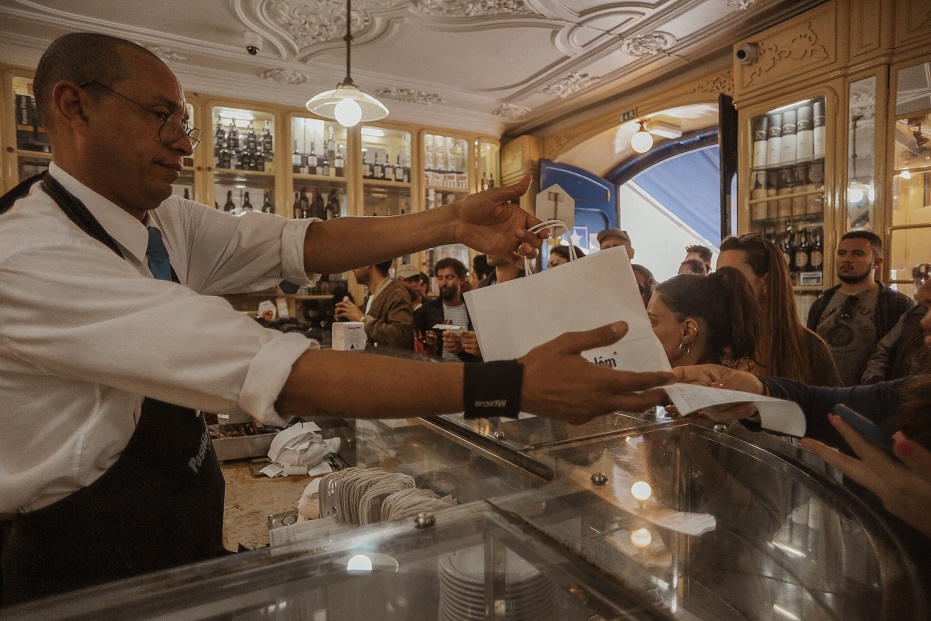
[832,403,894,453]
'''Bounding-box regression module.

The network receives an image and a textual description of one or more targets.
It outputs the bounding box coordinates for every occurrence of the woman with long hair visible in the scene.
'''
[717,233,841,386]
[648,267,761,368]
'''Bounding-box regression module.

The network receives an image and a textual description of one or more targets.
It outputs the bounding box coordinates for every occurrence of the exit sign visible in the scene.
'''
[620,109,638,123]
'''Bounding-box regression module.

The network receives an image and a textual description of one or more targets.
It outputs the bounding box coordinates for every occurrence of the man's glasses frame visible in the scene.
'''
[78,80,203,149]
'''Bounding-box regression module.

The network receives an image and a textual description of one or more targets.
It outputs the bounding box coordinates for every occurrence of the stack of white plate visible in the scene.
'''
[438,545,556,621]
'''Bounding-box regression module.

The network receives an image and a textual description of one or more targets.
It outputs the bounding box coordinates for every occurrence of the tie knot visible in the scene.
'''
[147,226,173,281]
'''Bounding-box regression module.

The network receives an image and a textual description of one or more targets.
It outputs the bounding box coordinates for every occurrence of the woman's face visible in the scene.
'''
[647,294,686,365]
[717,249,767,299]
[548,252,569,269]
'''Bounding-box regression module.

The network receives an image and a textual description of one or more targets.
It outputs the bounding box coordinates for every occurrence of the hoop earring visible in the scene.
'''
[677,341,691,357]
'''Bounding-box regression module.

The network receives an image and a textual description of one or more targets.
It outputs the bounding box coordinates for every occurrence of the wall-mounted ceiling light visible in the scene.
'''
[630,121,654,153]
[305,0,388,127]
[647,120,683,139]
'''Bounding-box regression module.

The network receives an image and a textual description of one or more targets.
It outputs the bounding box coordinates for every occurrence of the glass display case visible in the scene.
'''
[361,125,411,217]
[6,417,924,621]
[888,58,931,297]
[210,105,276,215]
[290,116,348,221]
[9,75,51,183]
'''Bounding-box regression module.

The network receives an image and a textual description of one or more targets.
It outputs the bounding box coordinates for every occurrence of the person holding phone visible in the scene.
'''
[671,297,931,589]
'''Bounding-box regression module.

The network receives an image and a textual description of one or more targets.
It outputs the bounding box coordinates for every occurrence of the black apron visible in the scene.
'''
[0,173,226,605]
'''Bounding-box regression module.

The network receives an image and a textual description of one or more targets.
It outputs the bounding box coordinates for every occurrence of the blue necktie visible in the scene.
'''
[146,226,173,281]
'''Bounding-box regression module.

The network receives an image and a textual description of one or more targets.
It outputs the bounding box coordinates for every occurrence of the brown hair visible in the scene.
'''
[434,257,468,280]
[719,234,822,383]
[654,268,761,365]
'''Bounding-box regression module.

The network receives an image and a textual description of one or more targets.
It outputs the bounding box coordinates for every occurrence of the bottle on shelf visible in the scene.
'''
[362,150,373,179]
[805,160,824,215]
[292,140,302,173]
[813,99,826,159]
[766,112,783,171]
[307,142,318,176]
[780,107,797,167]
[335,144,345,177]
[299,187,310,219]
[791,164,808,217]
[292,191,301,219]
[394,154,404,182]
[810,227,824,273]
[326,129,336,160]
[750,171,768,221]
[488,174,495,188]
[245,120,257,153]
[262,192,274,214]
[223,190,236,212]
[227,120,240,169]
[326,189,339,220]
[183,188,190,200]
[319,156,330,177]
[242,191,253,212]
[796,102,814,162]
[751,116,768,169]
[480,172,488,191]
[311,189,326,220]
[214,117,226,152]
[373,153,383,180]
[262,120,274,155]
[793,228,810,273]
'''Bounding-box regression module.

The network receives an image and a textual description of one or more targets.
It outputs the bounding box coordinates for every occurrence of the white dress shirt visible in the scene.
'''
[0,163,319,512]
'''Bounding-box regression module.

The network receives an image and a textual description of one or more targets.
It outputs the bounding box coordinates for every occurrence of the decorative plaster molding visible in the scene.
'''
[542,72,600,99]
[502,145,523,174]
[747,23,829,86]
[415,0,533,17]
[727,0,756,10]
[492,103,530,119]
[147,45,186,64]
[544,132,577,160]
[258,67,308,84]
[689,69,734,96]
[375,87,445,104]
[621,32,674,57]
[268,0,370,47]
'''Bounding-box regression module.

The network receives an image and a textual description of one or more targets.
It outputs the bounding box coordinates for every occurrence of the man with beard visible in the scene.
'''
[807,230,913,385]
[418,257,477,361]
[335,260,414,350]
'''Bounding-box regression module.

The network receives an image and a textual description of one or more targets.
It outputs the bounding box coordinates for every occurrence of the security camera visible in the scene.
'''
[735,42,759,65]
[244,32,262,56]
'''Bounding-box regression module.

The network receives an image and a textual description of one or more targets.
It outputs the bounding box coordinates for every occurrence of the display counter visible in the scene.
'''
[3,413,926,620]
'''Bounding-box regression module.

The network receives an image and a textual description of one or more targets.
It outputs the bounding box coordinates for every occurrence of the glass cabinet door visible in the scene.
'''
[747,96,828,288]
[10,75,51,182]
[889,59,931,297]
[361,125,411,216]
[289,116,348,222]
[210,105,276,215]
[477,139,500,192]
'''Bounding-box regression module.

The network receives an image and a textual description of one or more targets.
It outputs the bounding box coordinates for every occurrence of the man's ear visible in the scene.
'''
[52,81,90,130]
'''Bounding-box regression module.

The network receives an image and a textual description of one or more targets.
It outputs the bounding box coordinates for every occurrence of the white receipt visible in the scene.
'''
[664,383,806,437]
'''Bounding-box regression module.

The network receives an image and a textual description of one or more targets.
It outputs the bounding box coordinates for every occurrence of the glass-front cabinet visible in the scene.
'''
[747,95,829,289]
[361,124,411,216]
[422,130,472,281]
[209,104,277,215]
[888,57,931,298]
[4,73,51,184]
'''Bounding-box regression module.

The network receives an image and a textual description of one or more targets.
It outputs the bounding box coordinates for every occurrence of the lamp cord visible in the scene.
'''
[343,0,354,85]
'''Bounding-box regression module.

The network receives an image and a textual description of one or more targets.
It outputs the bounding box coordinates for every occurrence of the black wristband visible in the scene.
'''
[463,360,523,419]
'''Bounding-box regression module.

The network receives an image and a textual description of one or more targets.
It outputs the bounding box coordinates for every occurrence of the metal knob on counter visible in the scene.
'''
[591,472,608,486]
[414,512,436,529]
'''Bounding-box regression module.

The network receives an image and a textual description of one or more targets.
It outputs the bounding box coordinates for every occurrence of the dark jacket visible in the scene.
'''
[415,297,479,362]
[807,281,914,342]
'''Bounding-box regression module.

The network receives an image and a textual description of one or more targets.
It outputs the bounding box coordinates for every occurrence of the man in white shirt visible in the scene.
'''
[0,32,672,603]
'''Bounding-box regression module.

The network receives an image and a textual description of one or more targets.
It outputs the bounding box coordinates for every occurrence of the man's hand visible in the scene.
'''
[519,321,673,423]
[800,417,931,539]
[451,174,546,267]
[442,330,464,354]
[334,299,363,322]
[459,331,482,357]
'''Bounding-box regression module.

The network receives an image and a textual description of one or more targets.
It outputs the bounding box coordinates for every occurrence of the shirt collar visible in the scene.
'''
[48,162,150,263]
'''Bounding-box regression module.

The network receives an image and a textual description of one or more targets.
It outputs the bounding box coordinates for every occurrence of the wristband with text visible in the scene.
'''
[463,360,523,419]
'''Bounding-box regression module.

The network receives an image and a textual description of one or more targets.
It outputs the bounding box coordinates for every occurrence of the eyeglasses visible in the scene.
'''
[838,295,859,322]
[78,81,203,149]
[913,263,930,288]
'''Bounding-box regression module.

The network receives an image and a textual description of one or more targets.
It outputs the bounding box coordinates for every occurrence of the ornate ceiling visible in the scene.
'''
[0,0,823,136]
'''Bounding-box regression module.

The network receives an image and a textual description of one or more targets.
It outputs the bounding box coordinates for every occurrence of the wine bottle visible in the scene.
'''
[335,144,345,177]
[227,120,239,153]
[311,189,326,220]
[752,115,768,169]
[750,171,767,221]
[480,172,488,191]
[373,153,383,180]
[488,174,495,188]
[326,129,336,160]
[245,120,257,152]
[394,154,404,182]
[796,102,814,162]
[810,228,824,272]
[262,192,274,214]
[183,188,190,200]
[262,120,274,154]
[766,112,782,170]
[223,190,235,212]
[307,142,318,175]
[363,151,373,179]
[242,191,253,212]
[292,191,301,219]
[299,188,310,219]
[794,229,810,272]
[291,140,302,173]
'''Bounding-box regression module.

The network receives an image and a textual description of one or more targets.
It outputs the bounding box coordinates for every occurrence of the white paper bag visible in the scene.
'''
[464,246,671,372]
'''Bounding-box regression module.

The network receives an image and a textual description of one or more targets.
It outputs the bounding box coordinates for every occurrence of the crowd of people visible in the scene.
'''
[1,29,928,609]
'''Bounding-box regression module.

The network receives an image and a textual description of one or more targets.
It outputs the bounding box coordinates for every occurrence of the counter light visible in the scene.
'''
[306,0,388,127]
[630,122,654,153]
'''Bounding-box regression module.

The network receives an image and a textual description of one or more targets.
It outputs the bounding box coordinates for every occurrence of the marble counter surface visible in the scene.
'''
[221,460,312,551]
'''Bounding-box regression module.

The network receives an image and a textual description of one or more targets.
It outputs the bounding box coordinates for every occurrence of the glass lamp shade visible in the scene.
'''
[306,82,388,128]
[630,125,654,153]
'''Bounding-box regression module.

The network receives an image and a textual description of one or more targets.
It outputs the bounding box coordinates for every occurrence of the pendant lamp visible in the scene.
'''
[306,0,388,127]
[630,121,654,154]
